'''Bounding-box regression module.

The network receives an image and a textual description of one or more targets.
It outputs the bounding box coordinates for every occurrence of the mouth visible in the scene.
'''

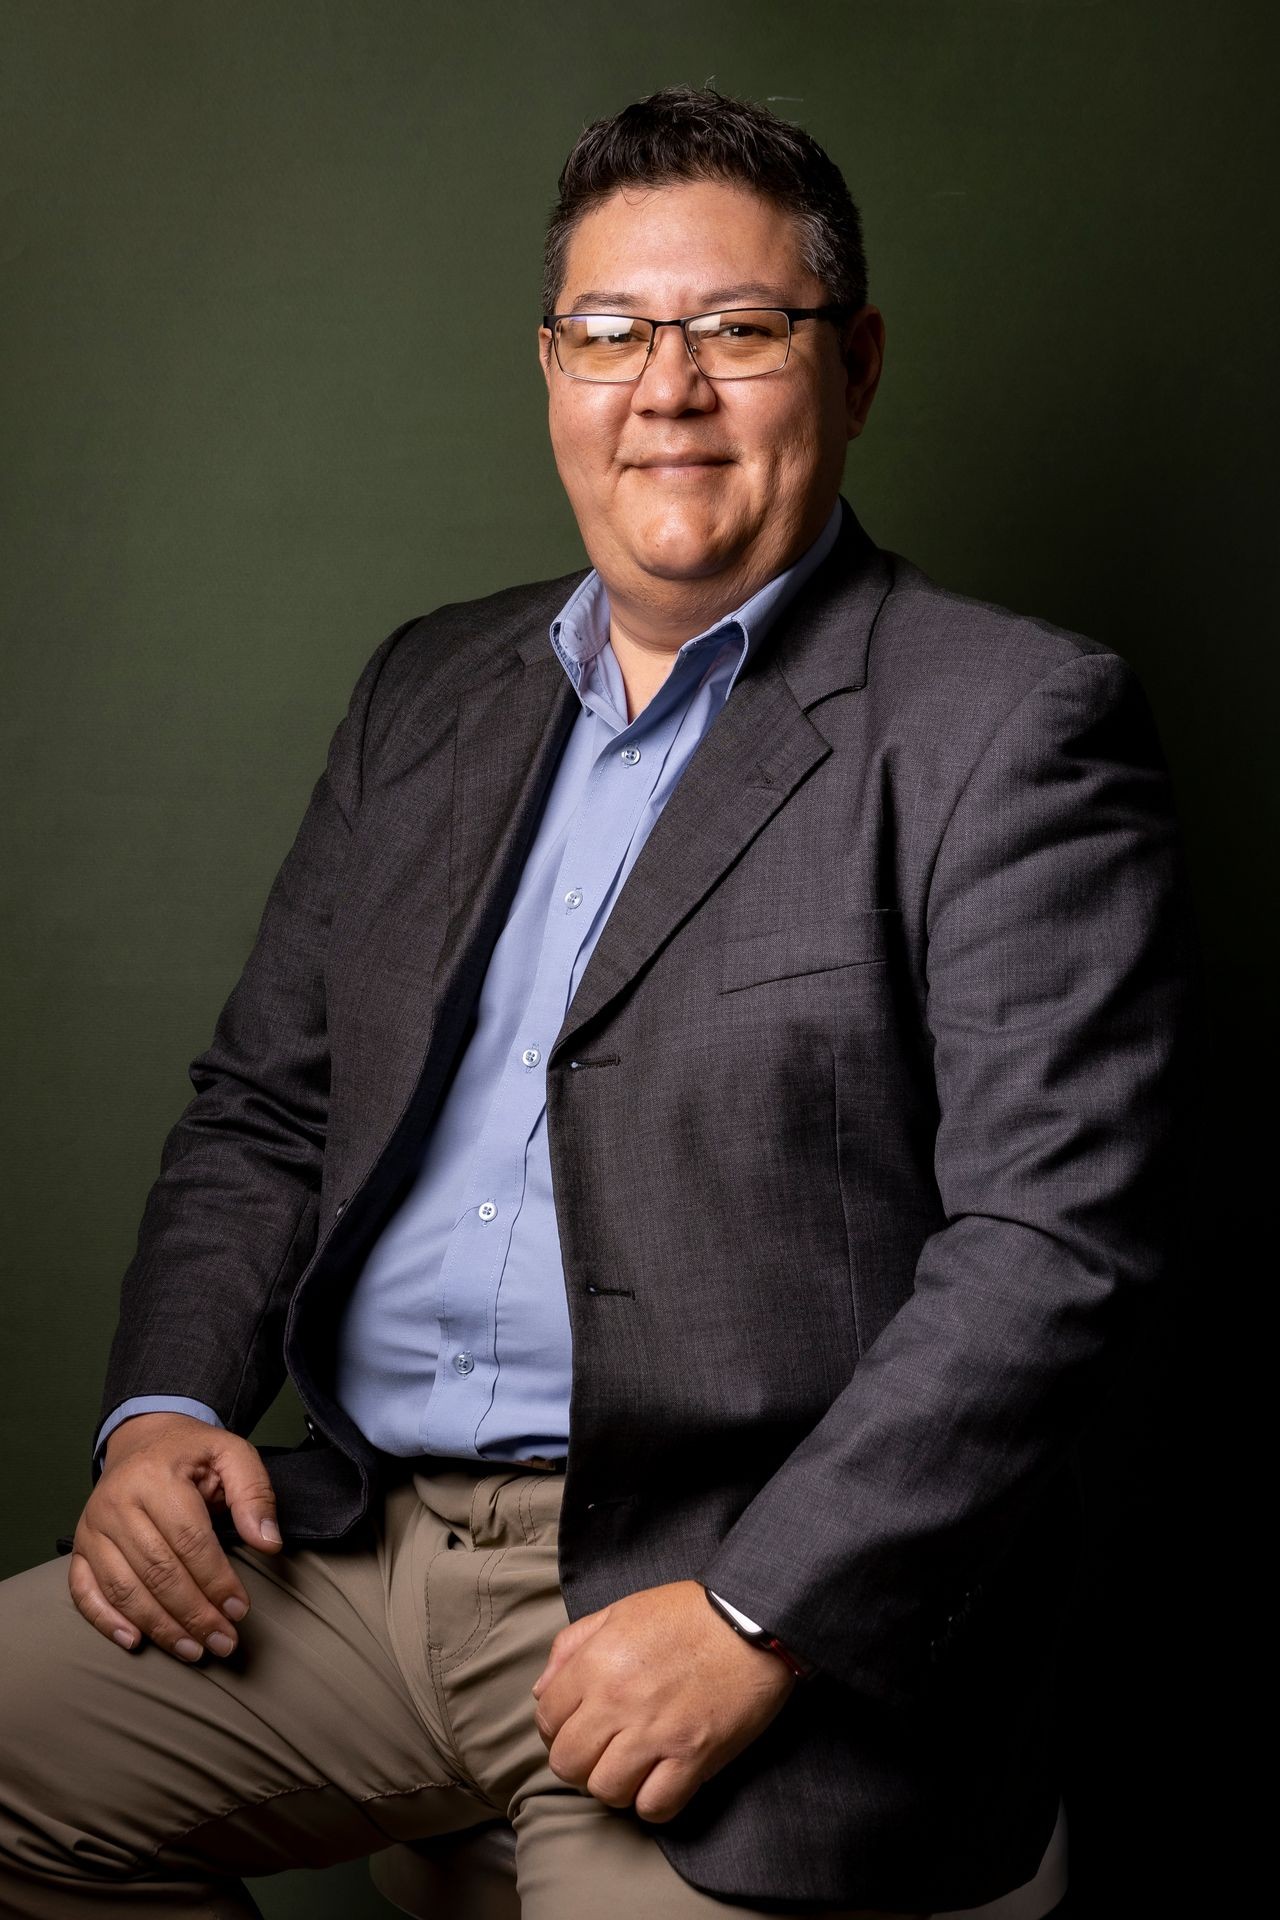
[629,458,732,476]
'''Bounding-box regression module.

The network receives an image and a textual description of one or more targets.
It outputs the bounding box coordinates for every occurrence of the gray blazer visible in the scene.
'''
[61,497,1201,1911]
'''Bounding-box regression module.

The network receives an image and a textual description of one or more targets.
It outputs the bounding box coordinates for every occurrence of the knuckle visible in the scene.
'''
[139,1555,182,1598]
[79,1591,114,1632]
[170,1519,212,1560]
[101,1571,140,1610]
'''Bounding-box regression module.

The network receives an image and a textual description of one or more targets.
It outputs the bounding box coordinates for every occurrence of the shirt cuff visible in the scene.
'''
[94,1396,224,1469]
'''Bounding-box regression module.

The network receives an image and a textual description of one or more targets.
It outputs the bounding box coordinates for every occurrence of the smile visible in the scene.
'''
[631,461,729,476]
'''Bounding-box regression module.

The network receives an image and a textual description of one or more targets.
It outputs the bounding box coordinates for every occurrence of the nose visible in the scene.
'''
[630,323,715,414]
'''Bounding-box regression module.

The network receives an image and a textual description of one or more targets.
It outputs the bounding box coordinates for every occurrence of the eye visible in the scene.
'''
[573,316,646,349]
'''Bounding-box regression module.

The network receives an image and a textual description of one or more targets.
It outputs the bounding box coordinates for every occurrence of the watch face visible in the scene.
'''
[707,1591,765,1635]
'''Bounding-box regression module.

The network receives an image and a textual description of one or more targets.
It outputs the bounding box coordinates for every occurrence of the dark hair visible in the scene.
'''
[541,84,868,322]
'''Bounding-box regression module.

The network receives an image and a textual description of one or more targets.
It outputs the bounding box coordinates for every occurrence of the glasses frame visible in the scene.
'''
[539,304,855,383]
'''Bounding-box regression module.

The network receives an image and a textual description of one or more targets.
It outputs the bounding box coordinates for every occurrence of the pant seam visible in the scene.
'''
[422,1546,473,1781]
[439,1544,508,1672]
[142,1775,461,1863]
[518,1476,541,1543]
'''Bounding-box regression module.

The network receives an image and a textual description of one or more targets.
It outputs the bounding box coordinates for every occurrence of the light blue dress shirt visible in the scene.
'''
[95,497,844,1472]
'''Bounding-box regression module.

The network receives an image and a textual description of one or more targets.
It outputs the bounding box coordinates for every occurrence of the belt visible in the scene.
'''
[388,1450,567,1476]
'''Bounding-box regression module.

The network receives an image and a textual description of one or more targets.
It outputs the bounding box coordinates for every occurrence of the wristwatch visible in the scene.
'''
[703,1587,815,1681]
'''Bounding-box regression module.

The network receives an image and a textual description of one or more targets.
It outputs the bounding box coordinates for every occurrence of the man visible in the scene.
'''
[0,85,1196,1919]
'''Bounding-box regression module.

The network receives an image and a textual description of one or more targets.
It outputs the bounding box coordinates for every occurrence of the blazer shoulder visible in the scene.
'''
[377,564,590,695]
[352,562,592,757]
[883,552,1119,671]
[873,550,1136,740]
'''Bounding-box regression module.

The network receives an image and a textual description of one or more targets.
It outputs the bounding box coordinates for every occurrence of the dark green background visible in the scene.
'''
[2,3,1266,1913]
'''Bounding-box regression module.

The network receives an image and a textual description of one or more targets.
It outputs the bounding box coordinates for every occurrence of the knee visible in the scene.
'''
[0,1558,129,1873]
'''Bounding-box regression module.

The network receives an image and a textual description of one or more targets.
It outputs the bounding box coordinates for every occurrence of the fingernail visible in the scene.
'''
[223,1597,247,1621]
[206,1632,236,1657]
[112,1628,137,1650]
[176,1637,204,1660]
[260,1518,281,1543]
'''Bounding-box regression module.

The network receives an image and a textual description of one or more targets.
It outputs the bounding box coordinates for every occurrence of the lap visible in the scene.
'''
[0,1486,493,1907]
[0,1468,927,1918]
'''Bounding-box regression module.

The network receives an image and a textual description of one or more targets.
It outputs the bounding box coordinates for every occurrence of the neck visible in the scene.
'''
[592,495,839,659]
[603,579,752,727]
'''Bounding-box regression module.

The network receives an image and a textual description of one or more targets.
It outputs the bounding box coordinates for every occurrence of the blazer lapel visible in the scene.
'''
[424,653,579,1054]
[547,662,833,1060]
[549,499,894,1059]
[422,496,893,1091]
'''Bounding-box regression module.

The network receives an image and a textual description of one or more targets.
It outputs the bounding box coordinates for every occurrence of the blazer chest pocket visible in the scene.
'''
[719,908,900,993]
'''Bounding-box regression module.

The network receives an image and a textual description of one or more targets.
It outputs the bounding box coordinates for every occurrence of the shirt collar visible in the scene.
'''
[548,495,844,708]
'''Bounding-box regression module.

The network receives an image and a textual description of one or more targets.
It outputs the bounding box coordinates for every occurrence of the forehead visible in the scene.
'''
[557,178,817,312]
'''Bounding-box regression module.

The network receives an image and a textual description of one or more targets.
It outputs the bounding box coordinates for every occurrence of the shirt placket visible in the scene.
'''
[419,669,697,1454]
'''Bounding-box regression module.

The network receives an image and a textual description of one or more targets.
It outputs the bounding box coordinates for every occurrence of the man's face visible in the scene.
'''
[538,178,883,602]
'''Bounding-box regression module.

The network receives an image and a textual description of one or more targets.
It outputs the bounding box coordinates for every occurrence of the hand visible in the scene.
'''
[66,1411,282,1664]
[529,1578,797,1823]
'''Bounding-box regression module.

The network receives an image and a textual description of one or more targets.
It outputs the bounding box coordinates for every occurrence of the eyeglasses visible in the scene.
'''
[540,305,854,383]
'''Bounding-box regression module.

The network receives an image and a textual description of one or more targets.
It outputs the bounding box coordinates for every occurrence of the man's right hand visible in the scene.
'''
[66,1411,283,1663]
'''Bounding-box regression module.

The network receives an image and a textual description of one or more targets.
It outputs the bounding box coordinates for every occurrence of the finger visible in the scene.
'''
[72,1525,211,1662]
[632,1755,699,1824]
[532,1663,585,1740]
[583,1731,654,1810]
[216,1443,283,1553]
[106,1496,243,1660]
[66,1549,146,1651]
[140,1479,253,1626]
[533,1609,607,1695]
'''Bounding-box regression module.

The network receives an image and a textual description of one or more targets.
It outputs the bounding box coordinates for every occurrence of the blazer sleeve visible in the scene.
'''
[696,649,1203,1708]
[89,617,421,1485]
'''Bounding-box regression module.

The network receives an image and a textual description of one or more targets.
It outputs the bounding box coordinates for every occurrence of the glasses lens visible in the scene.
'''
[555,315,652,382]
[687,309,790,377]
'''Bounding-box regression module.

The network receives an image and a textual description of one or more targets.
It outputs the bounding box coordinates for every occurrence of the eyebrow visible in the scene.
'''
[562,281,795,312]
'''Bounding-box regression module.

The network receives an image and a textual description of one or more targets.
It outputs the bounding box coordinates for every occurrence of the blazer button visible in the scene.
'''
[335,1200,346,1217]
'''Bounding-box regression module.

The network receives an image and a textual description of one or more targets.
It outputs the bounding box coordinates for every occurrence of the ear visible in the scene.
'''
[842,305,885,442]
[538,325,554,393]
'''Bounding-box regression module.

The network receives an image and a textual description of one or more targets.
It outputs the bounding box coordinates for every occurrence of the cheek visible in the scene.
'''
[550,396,621,473]
[736,393,821,473]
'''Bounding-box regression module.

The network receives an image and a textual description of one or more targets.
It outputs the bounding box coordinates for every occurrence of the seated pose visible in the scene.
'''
[0,82,1198,1920]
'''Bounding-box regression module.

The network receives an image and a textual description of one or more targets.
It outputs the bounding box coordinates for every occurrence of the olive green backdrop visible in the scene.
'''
[2,2,1268,1913]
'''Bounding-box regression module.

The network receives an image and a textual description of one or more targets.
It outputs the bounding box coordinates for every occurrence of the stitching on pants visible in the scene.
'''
[439,1545,508,1673]
[422,1553,469,1779]
[143,1775,459,1861]
[517,1477,539,1544]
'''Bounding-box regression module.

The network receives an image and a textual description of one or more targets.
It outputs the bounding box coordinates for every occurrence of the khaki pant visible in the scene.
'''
[0,1460,923,1919]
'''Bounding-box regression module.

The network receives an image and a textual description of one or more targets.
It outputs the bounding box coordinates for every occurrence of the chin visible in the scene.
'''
[627,509,747,581]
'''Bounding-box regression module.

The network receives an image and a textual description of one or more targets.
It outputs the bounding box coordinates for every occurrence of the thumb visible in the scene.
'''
[216,1435,283,1551]
[532,1605,610,1695]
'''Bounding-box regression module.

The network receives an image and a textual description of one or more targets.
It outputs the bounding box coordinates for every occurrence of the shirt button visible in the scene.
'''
[453,1351,475,1375]
[521,1046,541,1068]
[564,887,583,909]
[478,1200,497,1222]
[620,746,641,765]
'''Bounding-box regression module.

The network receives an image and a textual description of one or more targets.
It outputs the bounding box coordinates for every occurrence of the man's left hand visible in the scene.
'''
[529,1578,798,1822]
